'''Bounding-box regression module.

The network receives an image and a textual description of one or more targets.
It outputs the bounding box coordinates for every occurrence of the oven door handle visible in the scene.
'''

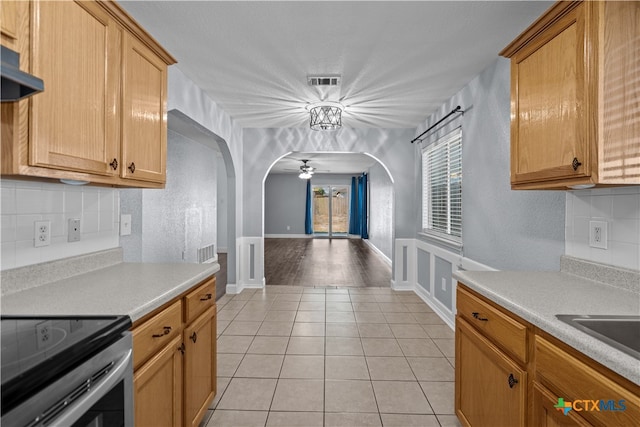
[49,348,133,427]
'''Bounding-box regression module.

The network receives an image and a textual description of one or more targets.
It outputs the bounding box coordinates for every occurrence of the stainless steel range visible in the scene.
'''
[1,316,133,427]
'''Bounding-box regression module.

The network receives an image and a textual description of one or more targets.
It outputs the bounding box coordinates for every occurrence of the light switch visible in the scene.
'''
[120,214,132,236]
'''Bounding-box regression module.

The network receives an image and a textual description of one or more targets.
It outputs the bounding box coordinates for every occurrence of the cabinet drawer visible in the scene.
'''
[133,300,182,370]
[457,285,528,364]
[184,278,216,324]
[535,335,640,426]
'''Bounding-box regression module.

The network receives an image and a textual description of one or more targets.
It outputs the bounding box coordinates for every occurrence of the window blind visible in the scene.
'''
[422,127,462,241]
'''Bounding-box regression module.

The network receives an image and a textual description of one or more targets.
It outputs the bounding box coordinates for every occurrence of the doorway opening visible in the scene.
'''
[312,184,349,237]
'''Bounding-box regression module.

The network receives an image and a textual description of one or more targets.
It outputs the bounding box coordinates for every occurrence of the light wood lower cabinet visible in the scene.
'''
[132,276,217,427]
[184,306,217,427]
[455,282,640,427]
[134,335,183,427]
[456,317,527,427]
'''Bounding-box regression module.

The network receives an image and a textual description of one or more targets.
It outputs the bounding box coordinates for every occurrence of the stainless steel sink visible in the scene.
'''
[556,315,640,360]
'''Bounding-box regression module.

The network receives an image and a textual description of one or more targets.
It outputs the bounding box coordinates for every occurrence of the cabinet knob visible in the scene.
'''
[190,331,197,343]
[178,343,185,355]
[472,312,488,321]
[152,326,172,338]
[109,158,118,170]
[200,293,213,301]
[128,162,136,173]
[508,373,519,388]
[572,157,582,171]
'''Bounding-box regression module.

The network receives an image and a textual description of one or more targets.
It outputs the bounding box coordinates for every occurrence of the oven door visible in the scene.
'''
[2,333,133,427]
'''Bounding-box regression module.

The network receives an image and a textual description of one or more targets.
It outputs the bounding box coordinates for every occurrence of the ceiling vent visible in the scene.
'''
[307,75,341,86]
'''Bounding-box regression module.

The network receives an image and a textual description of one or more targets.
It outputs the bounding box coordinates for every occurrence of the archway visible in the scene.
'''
[262,151,395,287]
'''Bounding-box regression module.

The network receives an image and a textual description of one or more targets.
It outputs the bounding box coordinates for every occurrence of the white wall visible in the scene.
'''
[217,153,229,252]
[1,180,119,270]
[566,187,640,271]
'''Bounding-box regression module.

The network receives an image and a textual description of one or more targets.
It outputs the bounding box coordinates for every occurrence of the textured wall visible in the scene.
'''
[119,189,142,262]
[242,128,415,239]
[1,179,119,270]
[415,58,565,271]
[264,174,307,235]
[368,162,393,260]
[141,130,217,263]
[566,187,640,270]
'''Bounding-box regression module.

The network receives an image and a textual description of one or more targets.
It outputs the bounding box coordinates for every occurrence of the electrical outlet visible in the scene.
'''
[68,218,81,242]
[441,277,447,291]
[589,220,608,249]
[120,214,132,236]
[34,220,51,247]
[36,320,53,350]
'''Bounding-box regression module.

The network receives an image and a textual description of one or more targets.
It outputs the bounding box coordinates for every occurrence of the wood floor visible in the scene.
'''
[264,238,392,287]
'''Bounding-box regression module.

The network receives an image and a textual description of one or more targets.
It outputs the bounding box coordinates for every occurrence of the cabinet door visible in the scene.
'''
[121,32,167,183]
[184,306,216,427]
[1,0,17,42]
[29,0,119,176]
[510,3,591,185]
[455,317,526,427]
[134,335,183,427]
[532,383,591,427]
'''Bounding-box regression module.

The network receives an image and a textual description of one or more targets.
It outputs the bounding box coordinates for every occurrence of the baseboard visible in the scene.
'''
[264,234,313,238]
[390,279,413,291]
[414,284,455,330]
[363,239,392,266]
[225,283,240,294]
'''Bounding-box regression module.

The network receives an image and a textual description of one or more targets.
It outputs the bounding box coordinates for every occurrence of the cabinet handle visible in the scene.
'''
[472,312,488,321]
[178,343,185,355]
[572,157,582,171]
[190,331,197,343]
[508,373,519,388]
[109,158,118,170]
[152,326,172,338]
[128,162,136,173]
[200,293,213,301]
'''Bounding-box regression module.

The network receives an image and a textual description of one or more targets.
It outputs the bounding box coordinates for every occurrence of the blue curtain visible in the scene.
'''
[305,179,313,234]
[358,174,369,239]
[348,177,359,234]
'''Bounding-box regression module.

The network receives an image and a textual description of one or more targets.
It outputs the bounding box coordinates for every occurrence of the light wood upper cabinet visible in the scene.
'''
[501,1,640,189]
[121,32,167,184]
[29,0,120,177]
[0,0,18,43]
[0,0,176,188]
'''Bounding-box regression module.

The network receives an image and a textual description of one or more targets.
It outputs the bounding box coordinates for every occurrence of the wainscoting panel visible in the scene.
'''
[228,236,265,294]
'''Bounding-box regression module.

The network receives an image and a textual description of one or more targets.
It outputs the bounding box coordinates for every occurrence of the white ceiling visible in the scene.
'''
[120,1,552,130]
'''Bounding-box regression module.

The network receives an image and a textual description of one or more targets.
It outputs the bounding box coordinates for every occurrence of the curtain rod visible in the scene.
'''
[411,105,463,143]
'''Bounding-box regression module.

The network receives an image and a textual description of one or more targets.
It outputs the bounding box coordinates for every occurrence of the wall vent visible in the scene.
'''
[307,75,341,86]
[197,244,216,264]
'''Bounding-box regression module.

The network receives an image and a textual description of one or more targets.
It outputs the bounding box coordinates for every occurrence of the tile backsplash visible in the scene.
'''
[1,179,120,270]
[566,187,640,271]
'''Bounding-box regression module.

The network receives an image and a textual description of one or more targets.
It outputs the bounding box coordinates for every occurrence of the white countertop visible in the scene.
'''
[454,270,640,385]
[1,262,220,322]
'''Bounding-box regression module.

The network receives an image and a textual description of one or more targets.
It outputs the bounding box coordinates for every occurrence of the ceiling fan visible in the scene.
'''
[283,159,318,179]
[297,159,315,179]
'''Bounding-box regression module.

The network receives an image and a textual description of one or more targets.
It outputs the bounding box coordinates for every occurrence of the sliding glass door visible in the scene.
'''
[313,185,349,237]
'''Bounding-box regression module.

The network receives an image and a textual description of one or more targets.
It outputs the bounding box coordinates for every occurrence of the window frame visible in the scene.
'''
[421,127,463,247]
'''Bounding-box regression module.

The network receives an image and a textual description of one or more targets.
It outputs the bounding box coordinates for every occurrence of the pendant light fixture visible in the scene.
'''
[307,101,343,131]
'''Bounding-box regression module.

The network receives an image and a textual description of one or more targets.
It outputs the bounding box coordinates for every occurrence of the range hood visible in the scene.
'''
[1,45,44,101]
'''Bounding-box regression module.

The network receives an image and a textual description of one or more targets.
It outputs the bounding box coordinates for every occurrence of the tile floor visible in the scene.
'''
[202,286,462,427]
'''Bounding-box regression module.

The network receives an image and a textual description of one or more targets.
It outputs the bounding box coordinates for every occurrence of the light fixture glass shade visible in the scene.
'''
[309,104,342,131]
[299,171,313,179]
